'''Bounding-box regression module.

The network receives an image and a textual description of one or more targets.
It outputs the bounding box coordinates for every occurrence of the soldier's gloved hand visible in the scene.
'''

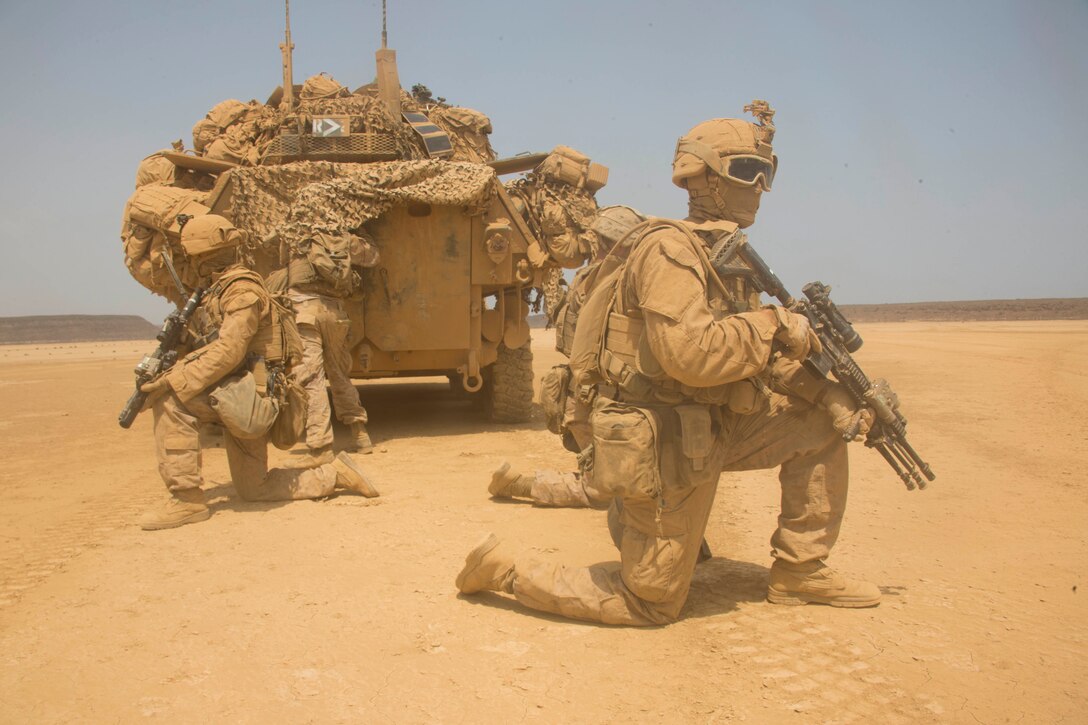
[140,376,170,396]
[822,384,874,441]
[774,312,822,361]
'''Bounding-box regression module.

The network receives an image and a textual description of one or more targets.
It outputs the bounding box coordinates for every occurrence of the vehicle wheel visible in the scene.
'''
[482,342,534,423]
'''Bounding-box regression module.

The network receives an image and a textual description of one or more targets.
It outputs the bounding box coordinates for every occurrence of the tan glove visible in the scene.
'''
[140,376,171,396]
[821,384,874,441]
[774,311,823,361]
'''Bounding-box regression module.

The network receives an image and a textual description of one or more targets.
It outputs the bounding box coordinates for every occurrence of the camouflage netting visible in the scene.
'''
[230,160,496,248]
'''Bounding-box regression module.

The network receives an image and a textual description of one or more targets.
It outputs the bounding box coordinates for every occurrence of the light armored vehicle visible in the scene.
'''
[120,15,606,423]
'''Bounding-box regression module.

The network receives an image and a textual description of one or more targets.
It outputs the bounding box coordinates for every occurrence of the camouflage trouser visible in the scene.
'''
[153,389,338,501]
[295,296,367,450]
[529,468,610,509]
[507,394,847,626]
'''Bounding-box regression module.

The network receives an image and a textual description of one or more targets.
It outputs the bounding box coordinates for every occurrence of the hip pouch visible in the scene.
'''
[539,364,572,435]
[210,372,280,440]
[590,399,661,500]
[269,376,308,450]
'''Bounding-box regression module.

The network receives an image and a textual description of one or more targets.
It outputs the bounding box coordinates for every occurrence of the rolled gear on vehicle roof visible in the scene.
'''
[428,106,497,164]
[537,145,609,192]
[121,185,211,302]
[300,73,350,101]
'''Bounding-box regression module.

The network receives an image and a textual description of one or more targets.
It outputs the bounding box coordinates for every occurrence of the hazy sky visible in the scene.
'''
[0,0,1085,321]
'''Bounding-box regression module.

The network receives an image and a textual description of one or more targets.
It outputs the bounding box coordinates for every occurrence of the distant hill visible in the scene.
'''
[4,298,1085,345]
[839,298,1088,322]
[0,316,158,344]
[528,298,1088,328]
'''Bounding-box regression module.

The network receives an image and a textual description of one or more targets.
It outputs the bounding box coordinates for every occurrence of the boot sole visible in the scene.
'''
[140,507,211,531]
[456,533,500,593]
[767,589,881,608]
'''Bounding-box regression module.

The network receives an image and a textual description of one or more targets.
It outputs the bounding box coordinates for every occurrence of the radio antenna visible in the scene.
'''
[280,0,295,110]
[375,0,401,117]
[381,0,388,48]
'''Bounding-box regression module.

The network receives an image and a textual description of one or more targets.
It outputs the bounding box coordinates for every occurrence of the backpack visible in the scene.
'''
[555,259,605,357]
[567,218,719,391]
[566,219,659,388]
[286,233,359,297]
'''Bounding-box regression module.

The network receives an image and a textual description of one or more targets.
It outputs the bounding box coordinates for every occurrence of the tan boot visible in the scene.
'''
[456,533,516,594]
[348,422,374,454]
[285,444,335,469]
[767,560,881,608]
[332,452,380,497]
[140,489,210,531]
[488,462,534,499]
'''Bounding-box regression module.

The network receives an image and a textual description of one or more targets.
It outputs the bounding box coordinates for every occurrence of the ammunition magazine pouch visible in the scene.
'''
[675,404,713,472]
[589,398,662,500]
[209,372,279,440]
[600,308,769,412]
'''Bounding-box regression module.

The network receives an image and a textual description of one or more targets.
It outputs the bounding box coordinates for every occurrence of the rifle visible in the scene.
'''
[118,287,205,428]
[708,233,936,490]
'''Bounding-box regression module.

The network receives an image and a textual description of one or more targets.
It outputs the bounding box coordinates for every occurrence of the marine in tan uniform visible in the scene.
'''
[138,216,378,531]
[488,206,645,509]
[457,103,880,624]
[285,232,380,467]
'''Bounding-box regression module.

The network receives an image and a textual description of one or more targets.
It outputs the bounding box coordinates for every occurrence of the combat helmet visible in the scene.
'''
[590,205,646,248]
[180,214,249,257]
[672,100,777,191]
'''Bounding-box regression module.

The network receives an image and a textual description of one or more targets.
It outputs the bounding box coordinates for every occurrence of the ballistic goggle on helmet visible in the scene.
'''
[672,117,777,191]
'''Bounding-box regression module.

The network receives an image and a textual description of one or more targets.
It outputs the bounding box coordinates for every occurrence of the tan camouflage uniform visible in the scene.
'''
[290,293,368,449]
[153,265,340,500]
[287,234,378,451]
[491,224,849,625]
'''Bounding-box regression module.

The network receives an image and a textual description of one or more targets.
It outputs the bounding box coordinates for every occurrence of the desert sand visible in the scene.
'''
[0,322,1085,723]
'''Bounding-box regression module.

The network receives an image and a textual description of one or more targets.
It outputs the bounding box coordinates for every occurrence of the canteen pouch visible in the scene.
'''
[209,372,279,440]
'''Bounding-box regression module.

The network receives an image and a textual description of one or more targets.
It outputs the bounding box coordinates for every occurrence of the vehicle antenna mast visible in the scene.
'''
[280,0,295,111]
[382,0,388,48]
[375,0,402,117]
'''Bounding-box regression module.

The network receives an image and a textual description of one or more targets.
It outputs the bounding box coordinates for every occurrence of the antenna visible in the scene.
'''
[375,0,401,117]
[381,0,388,48]
[280,0,295,111]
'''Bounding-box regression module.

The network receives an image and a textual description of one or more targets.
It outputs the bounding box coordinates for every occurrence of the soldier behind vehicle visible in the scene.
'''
[271,228,381,467]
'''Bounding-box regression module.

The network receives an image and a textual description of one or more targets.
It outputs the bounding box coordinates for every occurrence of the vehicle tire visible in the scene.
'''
[483,342,534,423]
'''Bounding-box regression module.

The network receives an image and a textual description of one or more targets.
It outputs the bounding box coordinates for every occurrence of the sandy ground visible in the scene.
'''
[0,323,1085,723]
